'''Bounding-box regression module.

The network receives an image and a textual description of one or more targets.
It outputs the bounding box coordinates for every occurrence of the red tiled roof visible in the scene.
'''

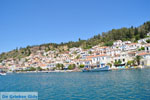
[87,54,107,58]
[138,52,150,56]
[0,66,4,69]
[128,52,136,54]
[145,44,150,46]
[85,58,92,61]
[127,43,137,45]
[99,46,108,49]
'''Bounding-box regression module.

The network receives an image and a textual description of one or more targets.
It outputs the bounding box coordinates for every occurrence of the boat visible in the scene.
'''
[0,66,7,75]
[82,66,111,72]
[0,71,7,76]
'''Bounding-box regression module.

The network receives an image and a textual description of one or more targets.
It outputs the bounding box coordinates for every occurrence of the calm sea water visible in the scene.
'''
[0,69,150,100]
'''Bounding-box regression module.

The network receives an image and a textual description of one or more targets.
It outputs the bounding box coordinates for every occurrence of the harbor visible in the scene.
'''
[1,68,150,100]
[0,0,150,99]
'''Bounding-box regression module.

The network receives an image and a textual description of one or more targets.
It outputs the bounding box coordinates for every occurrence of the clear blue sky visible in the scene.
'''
[0,0,150,53]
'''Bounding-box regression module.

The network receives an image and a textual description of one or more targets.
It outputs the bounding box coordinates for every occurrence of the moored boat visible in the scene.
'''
[82,66,111,72]
[0,71,7,76]
[0,66,7,75]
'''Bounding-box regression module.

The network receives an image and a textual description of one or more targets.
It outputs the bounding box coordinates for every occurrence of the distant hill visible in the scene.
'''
[0,21,150,62]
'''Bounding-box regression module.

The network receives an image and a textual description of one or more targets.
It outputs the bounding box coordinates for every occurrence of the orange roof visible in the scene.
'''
[138,52,150,56]
[114,54,120,57]
[40,64,46,67]
[85,58,92,61]
[0,66,4,68]
[127,43,137,45]
[99,46,108,49]
[73,59,79,61]
[65,51,69,53]
[145,44,150,46]
[87,54,107,58]
[128,52,136,54]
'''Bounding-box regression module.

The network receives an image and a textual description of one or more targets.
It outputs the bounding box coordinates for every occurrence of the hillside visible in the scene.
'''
[0,21,150,62]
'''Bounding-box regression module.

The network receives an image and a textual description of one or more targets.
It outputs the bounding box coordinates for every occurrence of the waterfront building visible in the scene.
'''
[86,54,110,67]
[138,52,150,67]
[145,44,150,52]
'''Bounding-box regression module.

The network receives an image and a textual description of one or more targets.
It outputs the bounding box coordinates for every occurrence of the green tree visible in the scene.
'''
[27,67,36,71]
[88,51,92,54]
[134,56,142,65]
[107,63,112,68]
[73,51,77,54]
[76,55,80,59]
[146,39,150,43]
[141,47,145,50]
[68,64,76,70]
[104,41,113,46]
[79,64,85,68]
[60,64,64,70]
[140,32,145,38]
[118,59,122,64]
[56,63,61,70]
[114,60,122,65]
[134,27,138,36]
[37,67,43,71]
[127,60,133,67]
[78,38,81,41]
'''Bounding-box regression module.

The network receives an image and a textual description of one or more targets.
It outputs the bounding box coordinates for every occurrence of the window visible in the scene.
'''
[123,59,125,62]
[142,62,144,65]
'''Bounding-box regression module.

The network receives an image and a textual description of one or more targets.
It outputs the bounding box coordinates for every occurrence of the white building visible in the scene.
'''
[123,43,141,51]
[113,40,123,46]
[87,54,110,67]
[145,44,150,52]
[138,52,150,67]
[138,37,150,44]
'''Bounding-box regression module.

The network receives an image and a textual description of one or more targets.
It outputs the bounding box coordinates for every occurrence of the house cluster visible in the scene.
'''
[1,35,150,71]
[83,41,150,69]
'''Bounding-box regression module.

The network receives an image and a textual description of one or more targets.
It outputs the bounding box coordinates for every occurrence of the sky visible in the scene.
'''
[0,0,150,53]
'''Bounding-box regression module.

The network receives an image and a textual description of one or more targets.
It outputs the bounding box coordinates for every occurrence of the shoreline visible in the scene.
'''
[6,67,150,74]
[8,70,81,74]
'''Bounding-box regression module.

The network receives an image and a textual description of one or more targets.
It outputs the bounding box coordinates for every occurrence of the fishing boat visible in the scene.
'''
[0,66,7,75]
[0,71,7,76]
[82,66,111,72]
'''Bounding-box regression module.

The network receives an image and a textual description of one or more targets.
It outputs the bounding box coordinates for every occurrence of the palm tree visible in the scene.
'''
[132,60,136,65]
[56,63,61,70]
[60,64,64,70]
[127,61,132,67]
[134,56,142,65]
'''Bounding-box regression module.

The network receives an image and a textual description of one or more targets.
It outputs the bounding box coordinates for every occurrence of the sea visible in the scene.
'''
[0,69,150,100]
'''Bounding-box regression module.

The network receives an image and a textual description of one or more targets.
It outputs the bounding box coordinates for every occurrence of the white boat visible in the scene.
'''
[0,71,6,76]
[82,66,111,72]
[0,73,6,76]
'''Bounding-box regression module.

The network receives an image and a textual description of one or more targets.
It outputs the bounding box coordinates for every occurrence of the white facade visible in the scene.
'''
[87,55,110,66]
[145,44,150,52]
[113,40,122,46]
[138,37,150,44]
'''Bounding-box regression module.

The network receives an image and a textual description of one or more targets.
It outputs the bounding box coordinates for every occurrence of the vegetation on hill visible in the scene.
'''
[0,21,150,62]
